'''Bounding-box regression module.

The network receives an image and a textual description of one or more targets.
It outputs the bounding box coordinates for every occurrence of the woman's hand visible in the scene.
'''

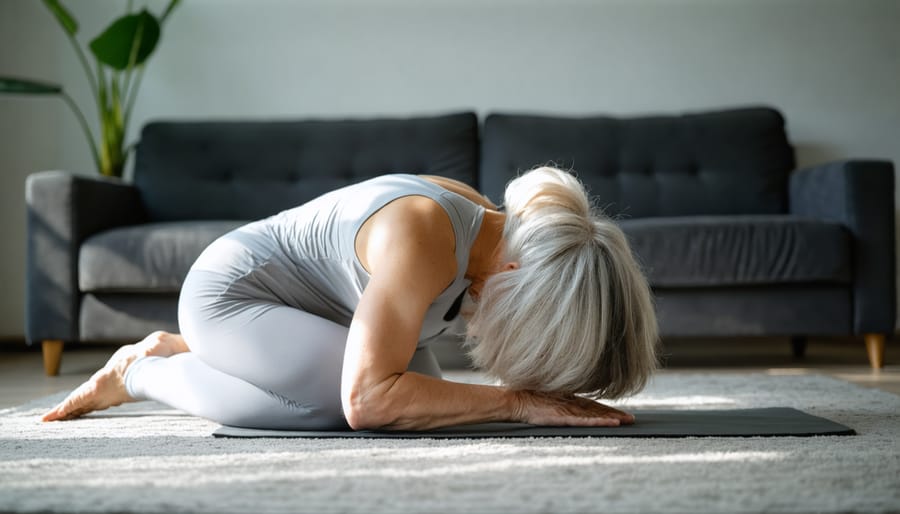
[512,390,635,427]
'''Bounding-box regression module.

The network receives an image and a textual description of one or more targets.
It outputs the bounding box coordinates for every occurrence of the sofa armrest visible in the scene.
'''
[789,159,895,333]
[25,171,147,344]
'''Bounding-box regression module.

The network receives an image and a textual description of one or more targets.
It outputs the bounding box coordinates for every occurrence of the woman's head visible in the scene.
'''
[464,166,658,399]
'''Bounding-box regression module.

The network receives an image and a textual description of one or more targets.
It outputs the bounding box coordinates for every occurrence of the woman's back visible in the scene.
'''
[188,174,485,343]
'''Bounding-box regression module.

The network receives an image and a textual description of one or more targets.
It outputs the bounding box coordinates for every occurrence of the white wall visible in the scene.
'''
[1,0,898,338]
[0,1,63,340]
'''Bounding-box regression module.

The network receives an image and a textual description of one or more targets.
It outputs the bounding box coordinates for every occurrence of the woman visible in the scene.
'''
[43,166,658,430]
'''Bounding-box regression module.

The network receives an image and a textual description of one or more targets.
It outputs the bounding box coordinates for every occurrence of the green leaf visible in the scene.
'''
[89,10,161,71]
[0,77,63,94]
[42,0,78,36]
[160,0,181,24]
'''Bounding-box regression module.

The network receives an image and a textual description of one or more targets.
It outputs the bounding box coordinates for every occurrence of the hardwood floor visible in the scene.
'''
[655,336,900,395]
[0,335,897,409]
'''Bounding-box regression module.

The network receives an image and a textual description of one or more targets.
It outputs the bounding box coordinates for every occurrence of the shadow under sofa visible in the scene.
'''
[25,107,895,375]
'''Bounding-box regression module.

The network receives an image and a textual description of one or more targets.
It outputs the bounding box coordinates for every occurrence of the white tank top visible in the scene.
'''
[192,174,485,346]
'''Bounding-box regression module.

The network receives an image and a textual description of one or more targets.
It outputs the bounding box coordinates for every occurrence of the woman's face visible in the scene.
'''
[468,277,486,302]
[467,259,519,303]
[459,287,479,322]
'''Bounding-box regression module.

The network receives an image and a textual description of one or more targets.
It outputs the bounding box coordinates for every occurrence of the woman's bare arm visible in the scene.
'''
[341,195,633,431]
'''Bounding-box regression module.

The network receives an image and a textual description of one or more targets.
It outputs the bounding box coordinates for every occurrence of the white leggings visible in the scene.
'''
[124,269,441,429]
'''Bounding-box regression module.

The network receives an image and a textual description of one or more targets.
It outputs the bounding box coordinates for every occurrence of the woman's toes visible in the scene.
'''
[41,405,76,422]
[40,357,136,423]
[41,382,97,422]
[41,407,63,422]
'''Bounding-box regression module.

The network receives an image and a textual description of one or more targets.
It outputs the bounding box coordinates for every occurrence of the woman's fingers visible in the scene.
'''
[518,390,636,426]
[567,405,632,425]
[592,403,636,424]
[559,415,622,427]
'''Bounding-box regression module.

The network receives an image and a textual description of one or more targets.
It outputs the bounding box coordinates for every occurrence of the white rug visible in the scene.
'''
[1,372,898,513]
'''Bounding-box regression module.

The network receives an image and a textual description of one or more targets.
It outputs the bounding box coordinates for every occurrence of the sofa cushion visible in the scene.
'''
[654,286,851,336]
[480,107,795,217]
[134,112,479,221]
[620,215,851,287]
[79,221,244,293]
[80,293,180,341]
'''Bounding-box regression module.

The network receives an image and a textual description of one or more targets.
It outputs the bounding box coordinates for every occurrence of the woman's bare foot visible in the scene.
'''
[40,352,137,422]
[41,331,189,422]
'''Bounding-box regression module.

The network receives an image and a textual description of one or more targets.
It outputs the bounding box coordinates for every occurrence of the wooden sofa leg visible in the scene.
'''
[864,334,885,369]
[42,340,64,376]
[791,336,807,359]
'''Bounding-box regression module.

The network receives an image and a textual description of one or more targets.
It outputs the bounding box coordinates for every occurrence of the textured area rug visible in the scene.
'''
[1,373,899,513]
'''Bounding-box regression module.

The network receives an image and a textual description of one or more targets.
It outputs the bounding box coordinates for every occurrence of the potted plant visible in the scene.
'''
[0,0,180,178]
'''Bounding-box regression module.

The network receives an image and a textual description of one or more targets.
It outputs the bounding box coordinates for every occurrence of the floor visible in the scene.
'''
[1,336,898,409]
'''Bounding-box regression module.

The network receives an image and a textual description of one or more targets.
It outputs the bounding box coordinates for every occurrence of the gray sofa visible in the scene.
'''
[26,107,895,375]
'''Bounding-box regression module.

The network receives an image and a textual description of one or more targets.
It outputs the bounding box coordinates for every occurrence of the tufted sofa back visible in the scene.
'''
[134,112,479,221]
[479,107,795,218]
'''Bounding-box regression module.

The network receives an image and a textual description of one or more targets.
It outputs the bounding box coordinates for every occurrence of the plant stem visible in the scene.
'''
[123,66,145,129]
[96,61,112,175]
[121,16,145,110]
[60,90,101,174]
[63,32,100,111]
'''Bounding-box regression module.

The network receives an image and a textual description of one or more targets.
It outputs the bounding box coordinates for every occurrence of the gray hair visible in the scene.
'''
[464,166,659,399]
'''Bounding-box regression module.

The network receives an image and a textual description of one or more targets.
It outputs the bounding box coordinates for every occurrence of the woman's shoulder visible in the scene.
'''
[354,193,457,278]
[417,175,498,210]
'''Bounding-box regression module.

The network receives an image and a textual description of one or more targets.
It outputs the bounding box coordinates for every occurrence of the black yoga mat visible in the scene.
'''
[212,407,855,438]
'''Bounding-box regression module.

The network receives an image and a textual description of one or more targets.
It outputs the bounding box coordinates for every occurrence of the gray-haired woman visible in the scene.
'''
[43,167,658,430]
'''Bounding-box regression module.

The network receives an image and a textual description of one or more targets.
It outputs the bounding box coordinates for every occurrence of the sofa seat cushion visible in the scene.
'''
[619,215,851,287]
[79,221,245,293]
